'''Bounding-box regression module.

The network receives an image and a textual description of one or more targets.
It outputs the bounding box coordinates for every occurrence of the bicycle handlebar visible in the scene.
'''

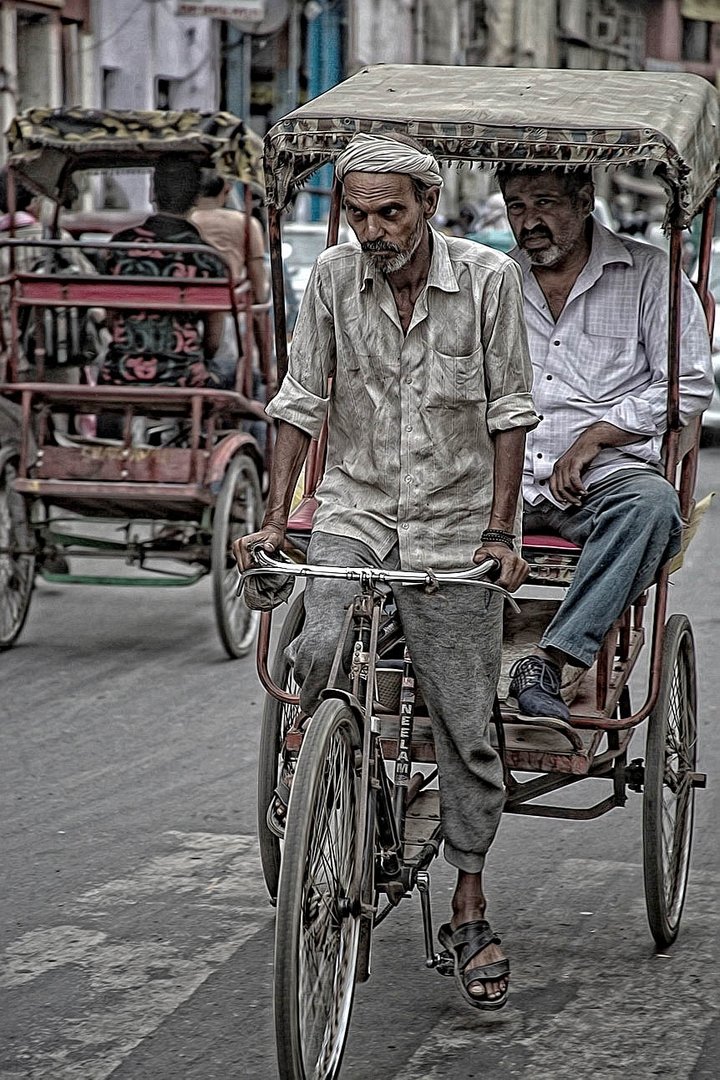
[240,548,520,611]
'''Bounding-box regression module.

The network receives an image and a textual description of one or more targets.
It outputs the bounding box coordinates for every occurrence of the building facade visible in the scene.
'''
[1,0,94,159]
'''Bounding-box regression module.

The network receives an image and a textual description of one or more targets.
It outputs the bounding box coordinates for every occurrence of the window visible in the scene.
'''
[682,18,711,62]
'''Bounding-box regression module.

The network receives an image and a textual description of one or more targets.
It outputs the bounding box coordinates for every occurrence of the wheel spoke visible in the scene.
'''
[293,718,360,1078]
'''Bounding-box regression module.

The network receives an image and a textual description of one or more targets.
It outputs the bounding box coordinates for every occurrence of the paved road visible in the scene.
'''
[2,449,720,1080]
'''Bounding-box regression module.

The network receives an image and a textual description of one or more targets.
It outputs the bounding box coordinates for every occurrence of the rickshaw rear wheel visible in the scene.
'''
[642,614,698,947]
[257,592,305,904]
[274,699,363,1080]
[0,455,36,650]
[211,451,262,659]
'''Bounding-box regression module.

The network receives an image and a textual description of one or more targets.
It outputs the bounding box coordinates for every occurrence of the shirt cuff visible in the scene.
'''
[600,398,658,438]
[487,392,539,434]
[265,371,329,439]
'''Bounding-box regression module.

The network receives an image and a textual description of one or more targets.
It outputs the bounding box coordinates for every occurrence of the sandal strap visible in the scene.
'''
[463,957,510,990]
[274,775,292,805]
[440,919,501,970]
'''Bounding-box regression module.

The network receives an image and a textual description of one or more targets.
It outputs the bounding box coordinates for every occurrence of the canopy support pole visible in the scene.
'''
[268,204,288,390]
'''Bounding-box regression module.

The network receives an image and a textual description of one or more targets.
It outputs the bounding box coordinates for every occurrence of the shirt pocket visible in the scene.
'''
[581,297,639,383]
[425,347,486,410]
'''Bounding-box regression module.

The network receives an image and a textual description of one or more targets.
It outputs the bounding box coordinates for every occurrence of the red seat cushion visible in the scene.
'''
[522,532,582,554]
[286,503,583,554]
[287,495,317,533]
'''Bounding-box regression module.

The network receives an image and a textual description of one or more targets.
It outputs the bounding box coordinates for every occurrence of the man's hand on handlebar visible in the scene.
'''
[232,523,286,571]
[472,542,529,593]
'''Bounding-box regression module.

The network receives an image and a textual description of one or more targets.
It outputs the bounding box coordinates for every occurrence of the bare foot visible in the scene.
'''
[450,870,508,1003]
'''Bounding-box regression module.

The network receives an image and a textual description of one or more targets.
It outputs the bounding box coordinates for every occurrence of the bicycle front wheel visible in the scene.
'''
[274,698,363,1080]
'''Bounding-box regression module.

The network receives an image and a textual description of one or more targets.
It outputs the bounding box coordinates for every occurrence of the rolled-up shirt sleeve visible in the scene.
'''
[265,259,336,439]
[481,260,538,433]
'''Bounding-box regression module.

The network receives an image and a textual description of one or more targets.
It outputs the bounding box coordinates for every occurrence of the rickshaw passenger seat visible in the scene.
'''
[522,533,582,554]
[285,507,585,555]
[287,494,317,534]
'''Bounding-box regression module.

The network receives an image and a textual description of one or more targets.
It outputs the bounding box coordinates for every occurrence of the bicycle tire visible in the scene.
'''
[211,452,262,659]
[0,455,35,650]
[274,698,363,1080]
[257,592,305,903]
[642,614,698,947]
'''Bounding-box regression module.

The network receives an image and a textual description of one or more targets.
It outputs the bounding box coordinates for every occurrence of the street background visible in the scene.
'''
[2,448,719,1080]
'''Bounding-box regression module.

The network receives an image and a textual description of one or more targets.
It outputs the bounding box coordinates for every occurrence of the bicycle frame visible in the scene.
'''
[242,552,507,968]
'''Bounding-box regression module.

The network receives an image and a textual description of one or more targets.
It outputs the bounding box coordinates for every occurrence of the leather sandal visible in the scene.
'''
[437,919,510,1011]
[266,770,293,840]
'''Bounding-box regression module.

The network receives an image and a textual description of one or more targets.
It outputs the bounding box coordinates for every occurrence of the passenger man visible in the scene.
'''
[100,157,225,388]
[191,169,269,403]
[499,166,713,720]
[235,132,538,1009]
[191,169,268,300]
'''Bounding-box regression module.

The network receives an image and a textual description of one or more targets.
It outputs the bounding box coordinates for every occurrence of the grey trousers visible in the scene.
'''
[290,531,506,875]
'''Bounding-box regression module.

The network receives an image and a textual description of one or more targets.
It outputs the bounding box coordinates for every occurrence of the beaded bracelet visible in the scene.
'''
[480,529,516,550]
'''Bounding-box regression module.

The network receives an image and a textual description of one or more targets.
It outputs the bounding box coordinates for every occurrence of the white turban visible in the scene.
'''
[335,132,443,189]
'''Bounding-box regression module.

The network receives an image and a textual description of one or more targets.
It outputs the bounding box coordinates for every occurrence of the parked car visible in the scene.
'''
[282,221,354,309]
[700,240,720,441]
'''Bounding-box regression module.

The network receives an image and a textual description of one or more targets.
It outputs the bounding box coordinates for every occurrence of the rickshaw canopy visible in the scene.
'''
[5,107,265,200]
[265,65,720,226]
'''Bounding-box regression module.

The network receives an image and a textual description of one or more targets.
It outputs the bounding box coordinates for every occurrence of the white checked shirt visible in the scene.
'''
[267,226,537,570]
[510,219,713,507]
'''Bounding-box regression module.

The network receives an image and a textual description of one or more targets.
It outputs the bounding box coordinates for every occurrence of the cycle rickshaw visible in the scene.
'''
[0,108,273,657]
[247,65,717,1079]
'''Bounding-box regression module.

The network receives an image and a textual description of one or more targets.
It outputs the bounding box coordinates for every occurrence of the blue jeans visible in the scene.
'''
[523,469,683,668]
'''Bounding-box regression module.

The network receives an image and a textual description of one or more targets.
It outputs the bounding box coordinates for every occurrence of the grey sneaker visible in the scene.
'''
[508,655,570,722]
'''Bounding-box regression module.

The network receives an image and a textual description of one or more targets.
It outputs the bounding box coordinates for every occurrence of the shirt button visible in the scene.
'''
[553,340,560,346]
[405,425,413,431]
[546,374,553,381]
[401,522,409,530]
[405,377,413,384]
[538,414,544,420]
[537,453,543,459]
[404,475,412,483]
[539,479,546,486]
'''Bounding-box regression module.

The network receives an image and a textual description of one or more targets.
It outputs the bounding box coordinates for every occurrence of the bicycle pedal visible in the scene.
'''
[434,950,455,977]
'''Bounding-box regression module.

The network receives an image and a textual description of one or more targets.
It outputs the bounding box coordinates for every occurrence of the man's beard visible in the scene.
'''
[526,243,564,267]
[362,217,425,274]
[520,228,573,268]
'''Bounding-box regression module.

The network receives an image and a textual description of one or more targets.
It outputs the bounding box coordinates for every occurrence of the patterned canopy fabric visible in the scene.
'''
[5,108,265,199]
[265,65,720,225]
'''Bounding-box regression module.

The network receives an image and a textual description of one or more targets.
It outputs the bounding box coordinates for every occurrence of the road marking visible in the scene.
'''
[0,831,273,1080]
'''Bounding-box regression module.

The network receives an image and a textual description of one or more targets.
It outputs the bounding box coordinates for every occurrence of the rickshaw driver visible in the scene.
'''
[500,166,714,721]
[235,132,539,1010]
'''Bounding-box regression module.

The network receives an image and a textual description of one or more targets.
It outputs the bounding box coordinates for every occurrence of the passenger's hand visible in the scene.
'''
[549,432,603,505]
[188,360,211,387]
[232,524,286,572]
[472,543,529,593]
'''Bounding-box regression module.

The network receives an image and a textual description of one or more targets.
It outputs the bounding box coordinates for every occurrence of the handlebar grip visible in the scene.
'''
[475,555,501,582]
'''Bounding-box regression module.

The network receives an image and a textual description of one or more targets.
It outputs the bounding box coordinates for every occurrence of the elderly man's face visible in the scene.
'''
[502,173,593,268]
[343,173,436,273]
